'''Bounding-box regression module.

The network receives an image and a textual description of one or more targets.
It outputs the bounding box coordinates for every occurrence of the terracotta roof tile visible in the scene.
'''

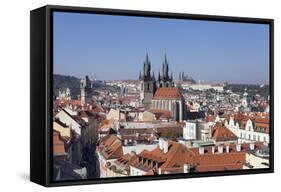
[148,109,172,119]
[153,88,183,100]
[98,134,123,160]
[212,124,238,142]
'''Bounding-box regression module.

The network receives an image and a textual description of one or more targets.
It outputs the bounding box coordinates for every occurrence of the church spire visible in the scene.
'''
[145,51,149,63]
[163,52,169,79]
[139,70,142,80]
[143,52,151,77]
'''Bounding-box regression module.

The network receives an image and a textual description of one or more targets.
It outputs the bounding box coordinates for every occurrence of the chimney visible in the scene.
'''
[158,168,162,175]
[163,139,169,154]
[211,146,215,154]
[124,139,128,145]
[218,145,223,154]
[250,143,255,150]
[183,164,190,173]
[199,147,204,155]
[226,145,230,153]
[179,139,185,145]
[159,138,164,150]
[236,144,241,152]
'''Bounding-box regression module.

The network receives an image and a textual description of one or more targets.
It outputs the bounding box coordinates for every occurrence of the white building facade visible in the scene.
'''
[225,117,269,144]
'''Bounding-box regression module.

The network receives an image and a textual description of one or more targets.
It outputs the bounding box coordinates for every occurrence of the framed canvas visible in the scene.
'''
[30,5,274,187]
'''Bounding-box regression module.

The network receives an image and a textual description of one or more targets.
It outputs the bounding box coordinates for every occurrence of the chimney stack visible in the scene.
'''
[183,164,190,173]
[250,143,255,150]
[226,145,230,153]
[159,138,164,150]
[199,147,204,155]
[218,145,223,154]
[236,144,241,152]
[163,139,169,154]
[212,146,215,154]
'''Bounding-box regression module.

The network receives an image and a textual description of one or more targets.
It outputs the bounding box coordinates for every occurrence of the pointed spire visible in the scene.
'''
[145,51,149,63]
[164,52,168,65]
[143,51,151,77]
[139,70,142,80]
[163,52,169,79]
[158,70,161,81]
[152,71,155,80]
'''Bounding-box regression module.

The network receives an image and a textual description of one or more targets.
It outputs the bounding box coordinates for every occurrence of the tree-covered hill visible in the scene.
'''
[53,74,81,99]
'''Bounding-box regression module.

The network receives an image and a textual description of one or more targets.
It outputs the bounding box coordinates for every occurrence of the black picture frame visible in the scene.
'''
[30,5,274,187]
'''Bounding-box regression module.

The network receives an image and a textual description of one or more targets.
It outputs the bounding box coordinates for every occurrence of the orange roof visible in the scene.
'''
[114,153,138,170]
[212,124,238,142]
[253,117,269,124]
[131,140,247,174]
[131,141,191,172]
[153,87,183,100]
[98,135,123,160]
[148,109,172,119]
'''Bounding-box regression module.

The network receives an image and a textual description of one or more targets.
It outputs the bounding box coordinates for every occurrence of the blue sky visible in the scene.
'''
[53,11,269,84]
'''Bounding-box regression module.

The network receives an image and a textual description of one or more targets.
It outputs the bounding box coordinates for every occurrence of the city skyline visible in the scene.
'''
[54,12,270,84]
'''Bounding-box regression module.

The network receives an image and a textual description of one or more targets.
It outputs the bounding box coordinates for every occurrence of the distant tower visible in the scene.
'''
[58,88,71,101]
[241,87,248,108]
[139,52,156,109]
[159,53,174,88]
[65,88,71,100]
[80,75,92,106]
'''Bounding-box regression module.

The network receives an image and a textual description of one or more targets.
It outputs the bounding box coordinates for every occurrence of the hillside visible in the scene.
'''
[53,74,81,98]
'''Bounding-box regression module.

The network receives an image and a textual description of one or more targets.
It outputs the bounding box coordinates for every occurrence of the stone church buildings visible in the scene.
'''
[139,53,186,121]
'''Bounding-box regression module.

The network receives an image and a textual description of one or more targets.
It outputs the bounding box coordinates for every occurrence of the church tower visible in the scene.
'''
[139,53,156,109]
[159,53,174,88]
[80,75,92,106]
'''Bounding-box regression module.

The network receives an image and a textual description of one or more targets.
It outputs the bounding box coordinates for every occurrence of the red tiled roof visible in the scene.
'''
[212,124,238,142]
[153,88,183,100]
[148,109,172,119]
[98,135,123,160]
[114,153,138,170]
[131,140,248,174]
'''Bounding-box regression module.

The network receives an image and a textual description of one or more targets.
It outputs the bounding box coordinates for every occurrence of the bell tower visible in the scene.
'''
[159,53,174,88]
[80,75,92,106]
[139,52,156,109]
